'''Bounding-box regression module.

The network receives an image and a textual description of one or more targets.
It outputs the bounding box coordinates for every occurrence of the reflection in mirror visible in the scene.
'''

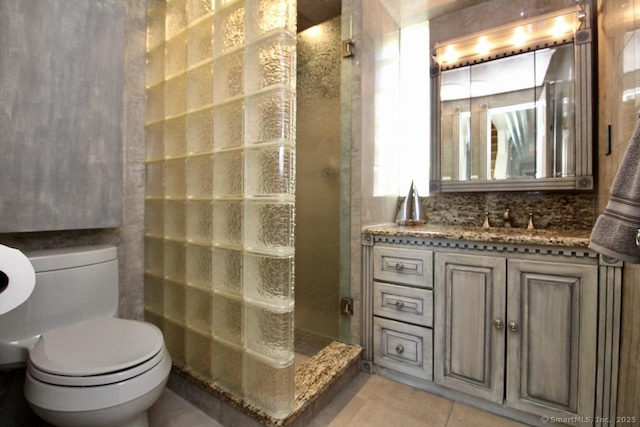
[439,43,575,183]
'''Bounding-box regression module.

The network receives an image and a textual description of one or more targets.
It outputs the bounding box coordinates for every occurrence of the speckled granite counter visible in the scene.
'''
[363,223,592,248]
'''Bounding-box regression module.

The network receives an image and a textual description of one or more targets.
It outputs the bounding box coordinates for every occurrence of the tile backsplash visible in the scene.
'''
[411,192,595,231]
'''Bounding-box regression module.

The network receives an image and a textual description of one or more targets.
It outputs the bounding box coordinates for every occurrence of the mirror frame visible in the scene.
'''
[429,3,594,193]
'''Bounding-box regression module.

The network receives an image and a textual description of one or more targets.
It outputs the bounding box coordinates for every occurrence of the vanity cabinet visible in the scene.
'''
[362,231,622,427]
[434,253,597,422]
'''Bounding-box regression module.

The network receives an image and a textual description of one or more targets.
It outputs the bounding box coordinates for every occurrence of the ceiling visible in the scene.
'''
[296,0,491,32]
[297,0,342,32]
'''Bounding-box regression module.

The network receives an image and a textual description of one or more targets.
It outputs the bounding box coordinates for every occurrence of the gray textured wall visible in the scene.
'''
[0,0,126,232]
[0,0,146,320]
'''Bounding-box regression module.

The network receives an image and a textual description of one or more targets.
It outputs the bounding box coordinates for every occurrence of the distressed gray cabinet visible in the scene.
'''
[434,253,597,422]
[362,232,622,427]
[371,246,434,381]
[433,252,506,404]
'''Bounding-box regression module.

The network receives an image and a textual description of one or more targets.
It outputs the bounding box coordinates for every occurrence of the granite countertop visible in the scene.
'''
[363,223,592,248]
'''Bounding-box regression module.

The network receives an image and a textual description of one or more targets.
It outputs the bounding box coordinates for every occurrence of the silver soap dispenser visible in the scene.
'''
[396,181,427,226]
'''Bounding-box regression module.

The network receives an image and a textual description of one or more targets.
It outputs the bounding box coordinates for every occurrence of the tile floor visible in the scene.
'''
[148,372,527,427]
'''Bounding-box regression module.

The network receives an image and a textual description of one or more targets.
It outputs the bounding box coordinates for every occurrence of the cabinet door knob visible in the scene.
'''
[395,345,404,354]
[508,322,519,332]
[493,319,504,329]
[395,300,404,310]
[395,262,404,271]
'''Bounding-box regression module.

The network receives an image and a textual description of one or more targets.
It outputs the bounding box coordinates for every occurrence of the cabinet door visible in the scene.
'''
[434,252,506,403]
[506,259,597,422]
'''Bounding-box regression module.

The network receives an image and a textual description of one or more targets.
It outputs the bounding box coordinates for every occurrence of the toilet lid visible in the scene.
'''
[29,317,164,377]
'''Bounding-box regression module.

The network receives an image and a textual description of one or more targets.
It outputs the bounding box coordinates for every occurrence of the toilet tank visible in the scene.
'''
[0,245,119,367]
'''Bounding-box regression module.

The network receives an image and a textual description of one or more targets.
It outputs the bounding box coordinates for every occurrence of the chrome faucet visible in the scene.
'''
[503,208,513,228]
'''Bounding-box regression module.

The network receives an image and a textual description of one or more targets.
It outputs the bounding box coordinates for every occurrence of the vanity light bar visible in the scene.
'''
[433,6,582,70]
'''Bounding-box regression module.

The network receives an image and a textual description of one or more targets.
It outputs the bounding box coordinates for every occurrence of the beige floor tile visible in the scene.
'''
[310,395,368,427]
[148,388,222,427]
[446,402,529,427]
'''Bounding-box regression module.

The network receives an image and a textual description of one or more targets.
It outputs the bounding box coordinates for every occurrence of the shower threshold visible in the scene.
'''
[168,341,362,427]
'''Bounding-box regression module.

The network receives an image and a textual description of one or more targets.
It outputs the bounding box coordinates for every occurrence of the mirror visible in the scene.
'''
[430,5,594,193]
[440,44,575,182]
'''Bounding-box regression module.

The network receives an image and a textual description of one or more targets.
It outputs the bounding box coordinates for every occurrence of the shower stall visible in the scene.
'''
[143,0,349,419]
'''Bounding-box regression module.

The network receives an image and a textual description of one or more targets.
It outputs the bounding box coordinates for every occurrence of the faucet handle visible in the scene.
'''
[527,213,535,230]
[482,212,491,229]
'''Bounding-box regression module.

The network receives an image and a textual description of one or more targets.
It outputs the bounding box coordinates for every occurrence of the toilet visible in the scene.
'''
[0,245,171,427]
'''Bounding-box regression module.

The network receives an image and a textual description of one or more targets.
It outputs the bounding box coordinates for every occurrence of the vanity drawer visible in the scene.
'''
[373,317,433,381]
[373,246,433,288]
[374,281,433,327]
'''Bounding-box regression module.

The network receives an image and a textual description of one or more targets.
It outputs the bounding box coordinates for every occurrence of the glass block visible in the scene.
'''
[186,108,214,153]
[212,293,243,346]
[147,2,166,49]
[164,200,186,240]
[146,122,164,160]
[144,237,164,276]
[164,115,187,157]
[186,200,213,243]
[144,273,164,314]
[245,88,295,144]
[212,200,243,247]
[164,74,187,117]
[245,144,295,197]
[188,16,213,66]
[244,253,293,307]
[244,353,294,418]
[164,240,187,281]
[146,44,166,88]
[166,0,187,39]
[186,244,212,287]
[245,0,295,42]
[145,83,164,123]
[244,201,294,253]
[186,328,213,379]
[145,161,164,198]
[211,248,242,295]
[186,285,213,332]
[186,154,213,198]
[213,149,242,197]
[164,279,186,322]
[164,158,186,198]
[144,309,164,332]
[145,199,164,237]
[213,99,244,150]
[187,62,213,111]
[212,338,243,395]
[245,32,295,93]
[245,304,293,362]
[213,50,244,103]
[188,0,214,22]
[213,1,245,57]
[166,31,188,77]
[164,319,186,365]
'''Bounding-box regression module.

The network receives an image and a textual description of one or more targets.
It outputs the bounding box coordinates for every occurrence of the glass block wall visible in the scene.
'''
[144,0,296,418]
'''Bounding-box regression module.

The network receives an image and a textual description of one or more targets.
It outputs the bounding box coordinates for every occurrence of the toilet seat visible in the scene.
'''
[28,317,164,387]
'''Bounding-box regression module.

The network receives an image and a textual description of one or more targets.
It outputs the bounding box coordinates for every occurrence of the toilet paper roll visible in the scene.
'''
[0,244,36,315]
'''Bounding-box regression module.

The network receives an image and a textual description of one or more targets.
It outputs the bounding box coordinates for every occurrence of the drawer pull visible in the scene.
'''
[395,300,405,310]
[395,344,404,354]
[508,322,519,333]
[395,262,404,271]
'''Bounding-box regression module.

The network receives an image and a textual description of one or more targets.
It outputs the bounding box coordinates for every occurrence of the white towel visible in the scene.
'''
[589,115,640,263]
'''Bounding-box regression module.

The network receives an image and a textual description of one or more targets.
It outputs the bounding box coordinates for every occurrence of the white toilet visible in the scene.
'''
[0,245,171,427]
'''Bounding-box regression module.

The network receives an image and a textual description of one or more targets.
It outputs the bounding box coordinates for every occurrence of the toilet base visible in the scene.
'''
[27,379,165,427]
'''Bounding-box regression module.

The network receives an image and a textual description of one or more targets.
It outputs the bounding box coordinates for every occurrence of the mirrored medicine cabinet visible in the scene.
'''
[429,2,594,193]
